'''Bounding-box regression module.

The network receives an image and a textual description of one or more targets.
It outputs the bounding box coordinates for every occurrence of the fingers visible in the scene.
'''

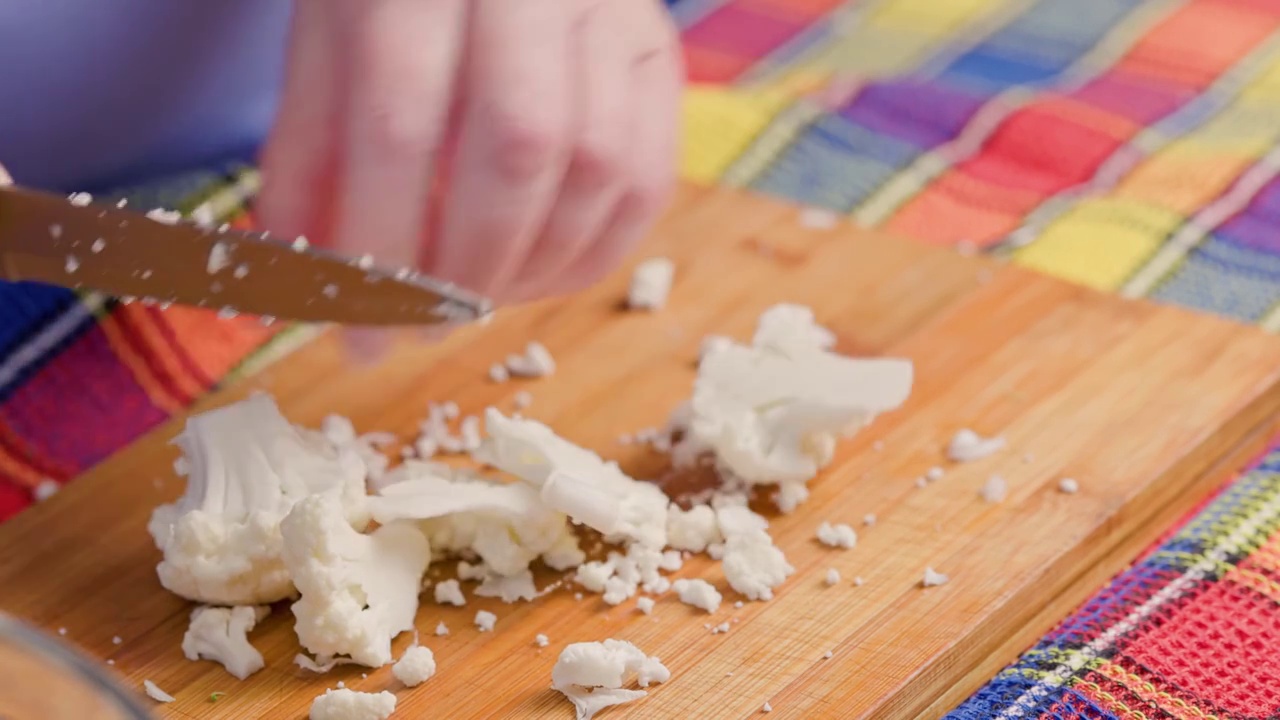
[430,0,574,298]
[256,1,343,245]
[0,162,11,186]
[330,0,467,277]
[558,6,682,293]
[502,2,632,300]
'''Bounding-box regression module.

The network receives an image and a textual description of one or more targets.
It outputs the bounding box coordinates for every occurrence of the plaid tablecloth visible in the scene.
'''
[4,0,1280,716]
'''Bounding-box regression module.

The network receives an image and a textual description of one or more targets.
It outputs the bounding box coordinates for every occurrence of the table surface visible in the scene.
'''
[2,186,1279,719]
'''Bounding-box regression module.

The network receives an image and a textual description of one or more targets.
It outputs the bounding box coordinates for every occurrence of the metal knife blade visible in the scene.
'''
[0,185,492,326]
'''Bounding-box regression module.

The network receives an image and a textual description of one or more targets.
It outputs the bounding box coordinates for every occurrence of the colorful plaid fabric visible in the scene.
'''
[4,1,1280,716]
[948,444,1280,719]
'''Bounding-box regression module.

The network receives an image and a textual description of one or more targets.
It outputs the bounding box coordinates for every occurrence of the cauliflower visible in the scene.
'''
[281,492,429,667]
[478,410,668,548]
[552,640,670,720]
[392,645,436,687]
[689,321,912,485]
[373,463,581,578]
[181,605,269,680]
[148,395,368,604]
[309,688,396,720]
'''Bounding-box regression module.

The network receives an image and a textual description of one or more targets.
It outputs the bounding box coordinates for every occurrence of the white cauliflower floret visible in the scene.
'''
[690,335,911,486]
[478,410,668,548]
[672,578,721,613]
[281,493,429,667]
[752,303,836,354]
[552,640,671,720]
[666,504,722,552]
[392,645,436,687]
[374,464,580,578]
[721,532,794,601]
[309,688,396,720]
[148,395,368,605]
[181,605,269,680]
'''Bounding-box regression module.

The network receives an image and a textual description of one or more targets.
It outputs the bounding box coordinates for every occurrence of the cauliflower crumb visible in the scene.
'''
[145,208,183,225]
[488,363,509,383]
[512,390,533,410]
[816,522,857,549]
[672,578,721,614]
[854,576,864,586]
[915,477,928,489]
[552,640,670,720]
[143,679,174,703]
[925,466,944,482]
[309,688,396,720]
[65,255,79,274]
[798,206,839,230]
[824,568,841,586]
[68,192,93,206]
[91,238,106,253]
[32,479,59,502]
[435,580,466,607]
[475,610,497,632]
[862,513,876,527]
[922,567,949,587]
[762,701,773,712]
[392,646,436,687]
[535,633,550,648]
[823,650,833,659]
[627,257,675,310]
[981,475,1007,503]
[636,597,655,615]
[947,429,1005,462]
[1059,478,1079,494]
[506,343,555,378]
[435,622,449,636]
[207,242,232,274]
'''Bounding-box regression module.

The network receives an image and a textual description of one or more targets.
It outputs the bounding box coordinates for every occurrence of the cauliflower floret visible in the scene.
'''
[309,688,396,720]
[665,504,721,553]
[281,493,429,667]
[181,605,269,680]
[392,645,436,687]
[672,578,721,613]
[477,410,668,548]
[690,338,911,486]
[721,532,794,601]
[552,640,671,720]
[148,395,368,604]
[751,303,836,354]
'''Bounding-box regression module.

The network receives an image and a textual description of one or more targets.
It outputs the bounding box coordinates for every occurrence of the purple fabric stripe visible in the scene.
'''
[838,78,988,150]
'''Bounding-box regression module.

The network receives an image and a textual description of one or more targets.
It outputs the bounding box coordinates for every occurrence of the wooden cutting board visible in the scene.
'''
[2,185,1279,720]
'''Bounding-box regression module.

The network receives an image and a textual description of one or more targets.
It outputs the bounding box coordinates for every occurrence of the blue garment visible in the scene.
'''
[0,1,293,191]
[0,1,680,192]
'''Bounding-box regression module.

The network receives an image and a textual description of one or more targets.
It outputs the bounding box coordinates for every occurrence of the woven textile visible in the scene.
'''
[4,1,1280,717]
[947,444,1280,719]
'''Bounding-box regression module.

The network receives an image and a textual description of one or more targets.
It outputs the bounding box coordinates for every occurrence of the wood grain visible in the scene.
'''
[1,185,1278,720]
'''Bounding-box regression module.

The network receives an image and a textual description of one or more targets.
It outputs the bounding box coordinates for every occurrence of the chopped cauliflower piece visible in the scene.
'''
[309,688,396,720]
[281,493,429,667]
[477,410,668,548]
[627,257,675,311]
[1059,478,1079,494]
[392,645,436,687]
[981,475,1007,503]
[689,312,911,486]
[752,304,836,354]
[721,533,794,601]
[636,597,655,615]
[435,622,449,636]
[825,568,841,586]
[672,579,721,613]
[536,633,550,648]
[947,429,1005,462]
[506,342,556,378]
[475,570,538,603]
[922,567,949,587]
[552,640,670,720]
[816,522,857,549]
[143,679,174,703]
[181,605,269,680]
[666,504,721,553]
[434,579,466,607]
[32,479,59,502]
[475,610,497,632]
[148,395,368,605]
[771,482,810,513]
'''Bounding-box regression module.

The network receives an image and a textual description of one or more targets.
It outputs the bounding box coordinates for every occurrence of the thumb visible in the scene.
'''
[0,162,11,187]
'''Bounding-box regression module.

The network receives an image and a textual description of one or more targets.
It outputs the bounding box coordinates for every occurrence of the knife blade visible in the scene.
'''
[0,185,492,326]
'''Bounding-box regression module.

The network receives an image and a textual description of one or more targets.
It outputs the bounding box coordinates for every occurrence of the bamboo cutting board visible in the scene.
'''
[2,186,1280,720]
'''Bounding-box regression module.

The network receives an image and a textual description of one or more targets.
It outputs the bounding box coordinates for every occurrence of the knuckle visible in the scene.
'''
[363,107,441,160]
[485,106,566,182]
[569,139,625,187]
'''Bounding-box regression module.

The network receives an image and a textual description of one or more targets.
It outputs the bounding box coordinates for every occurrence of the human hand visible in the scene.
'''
[258,0,682,308]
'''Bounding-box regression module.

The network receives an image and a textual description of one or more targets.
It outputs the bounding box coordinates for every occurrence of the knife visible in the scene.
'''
[0,185,492,326]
